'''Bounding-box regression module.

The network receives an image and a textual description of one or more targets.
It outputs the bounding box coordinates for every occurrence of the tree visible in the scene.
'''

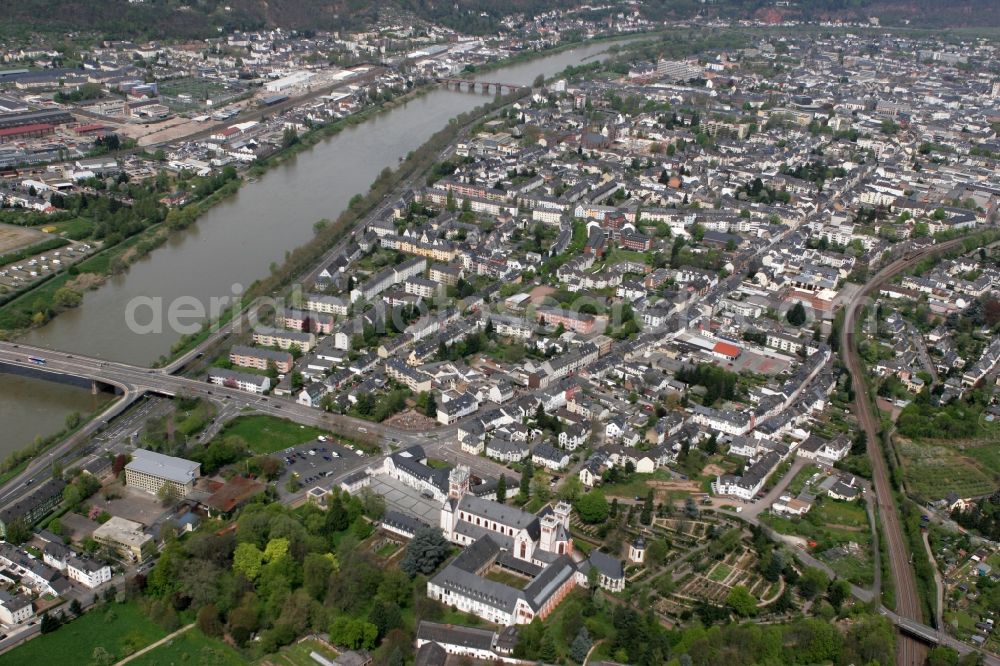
[197,604,223,637]
[156,482,180,508]
[558,476,583,502]
[570,626,592,663]
[684,497,699,519]
[282,127,299,148]
[233,542,265,581]
[646,539,669,566]
[358,487,386,520]
[519,463,533,500]
[827,578,851,610]
[926,647,960,666]
[538,631,558,662]
[53,287,82,309]
[798,567,829,600]
[4,518,32,545]
[575,491,610,524]
[39,612,61,634]
[90,647,113,666]
[640,489,654,525]
[69,598,82,617]
[111,453,129,476]
[787,301,807,326]
[368,600,403,639]
[399,526,450,577]
[726,585,757,617]
[496,474,507,503]
[329,616,378,650]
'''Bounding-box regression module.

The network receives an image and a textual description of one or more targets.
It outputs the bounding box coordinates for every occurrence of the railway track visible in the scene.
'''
[841,238,969,665]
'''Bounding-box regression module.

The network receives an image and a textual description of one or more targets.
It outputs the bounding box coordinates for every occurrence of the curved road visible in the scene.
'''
[841,237,969,666]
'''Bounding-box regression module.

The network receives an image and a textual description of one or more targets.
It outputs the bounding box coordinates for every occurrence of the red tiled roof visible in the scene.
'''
[713,341,741,358]
[0,123,53,138]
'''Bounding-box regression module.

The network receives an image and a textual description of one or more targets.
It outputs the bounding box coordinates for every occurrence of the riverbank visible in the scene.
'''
[153,38,642,367]
[0,36,633,343]
[157,85,529,368]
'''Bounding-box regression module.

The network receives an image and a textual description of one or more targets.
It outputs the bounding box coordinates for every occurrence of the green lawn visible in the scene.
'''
[376,542,401,558]
[708,563,732,582]
[0,602,166,666]
[50,217,95,240]
[216,415,332,454]
[485,568,530,589]
[127,627,243,666]
[599,470,673,499]
[786,464,822,495]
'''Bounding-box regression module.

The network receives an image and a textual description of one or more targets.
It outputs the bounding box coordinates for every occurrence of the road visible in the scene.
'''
[0,341,455,503]
[841,237,969,666]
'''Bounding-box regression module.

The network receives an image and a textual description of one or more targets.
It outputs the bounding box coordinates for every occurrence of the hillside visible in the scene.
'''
[2,0,1000,42]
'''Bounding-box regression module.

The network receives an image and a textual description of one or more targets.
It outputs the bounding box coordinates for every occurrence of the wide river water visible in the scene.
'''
[0,39,629,453]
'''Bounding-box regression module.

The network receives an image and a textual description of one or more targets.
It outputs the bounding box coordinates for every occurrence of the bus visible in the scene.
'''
[27,356,45,365]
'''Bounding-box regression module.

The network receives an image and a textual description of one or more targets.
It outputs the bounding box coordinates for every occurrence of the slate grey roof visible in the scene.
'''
[522,555,576,611]
[456,494,540,540]
[587,550,624,580]
[417,621,497,652]
[381,510,429,537]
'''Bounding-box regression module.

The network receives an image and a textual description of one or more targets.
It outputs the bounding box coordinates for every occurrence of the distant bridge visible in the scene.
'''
[437,78,527,95]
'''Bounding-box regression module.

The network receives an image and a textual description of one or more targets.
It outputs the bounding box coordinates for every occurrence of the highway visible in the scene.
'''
[840,237,969,666]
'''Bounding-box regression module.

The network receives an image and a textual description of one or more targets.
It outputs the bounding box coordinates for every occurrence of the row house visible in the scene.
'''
[280,308,335,335]
[385,358,433,393]
[252,325,316,352]
[438,392,480,425]
[208,368,270,394]
[229,345,293,374]
[303,292,349,316]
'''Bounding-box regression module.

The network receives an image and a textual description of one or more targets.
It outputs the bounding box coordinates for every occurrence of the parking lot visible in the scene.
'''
[278,439,366,496]
[368,474,442,525]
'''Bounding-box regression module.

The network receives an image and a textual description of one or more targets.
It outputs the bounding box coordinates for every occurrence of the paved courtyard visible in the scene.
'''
[96,486,171,526]
[368,474,442,525]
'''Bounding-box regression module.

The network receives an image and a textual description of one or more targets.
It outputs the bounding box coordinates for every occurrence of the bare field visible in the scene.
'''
[0,223,48,254]
[117,116,204,146]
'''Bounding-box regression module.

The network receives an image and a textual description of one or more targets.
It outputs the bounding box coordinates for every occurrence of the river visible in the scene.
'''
[0,38,627,453]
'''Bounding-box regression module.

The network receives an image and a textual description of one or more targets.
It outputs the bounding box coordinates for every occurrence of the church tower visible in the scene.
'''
[449,464,470,499]
[554,501,572,529]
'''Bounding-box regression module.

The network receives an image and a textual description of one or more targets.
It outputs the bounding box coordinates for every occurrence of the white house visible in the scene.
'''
[66,556,113,589]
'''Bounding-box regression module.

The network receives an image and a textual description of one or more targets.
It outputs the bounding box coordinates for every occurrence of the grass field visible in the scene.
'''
[127,627,243,666]
[50,217,95,240]
[896,439,997,500]
[0,602,166,666]
[217,415,332,454]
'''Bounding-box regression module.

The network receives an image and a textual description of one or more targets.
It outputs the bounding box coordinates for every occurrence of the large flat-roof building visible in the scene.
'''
[92,516,155,562]
[125,449,200,498]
